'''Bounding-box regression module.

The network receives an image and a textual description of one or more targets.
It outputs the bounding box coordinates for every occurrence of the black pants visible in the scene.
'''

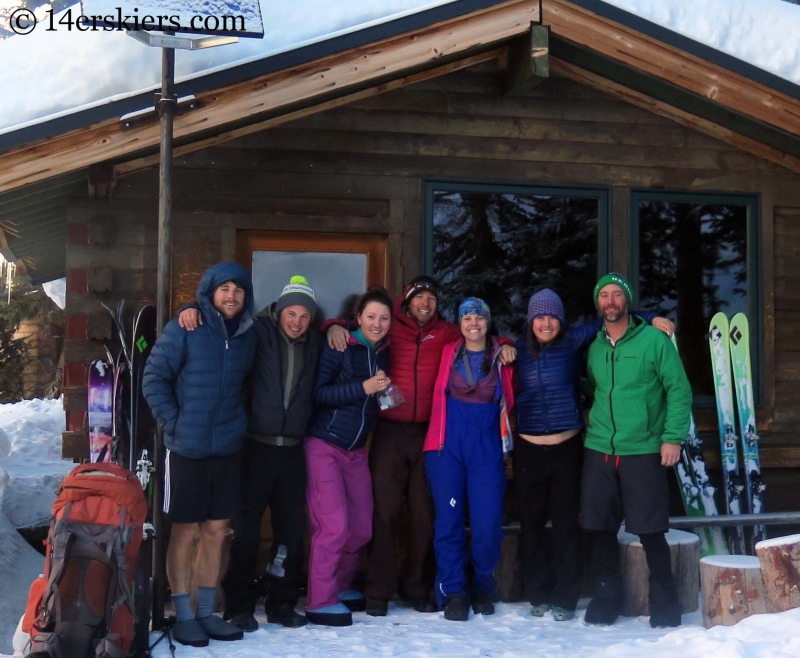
[222,439,306,616]
[512,434,583,611]
[365,420,435,601]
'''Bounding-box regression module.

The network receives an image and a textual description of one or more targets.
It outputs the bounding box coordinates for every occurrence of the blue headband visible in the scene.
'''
[458,297,491,325]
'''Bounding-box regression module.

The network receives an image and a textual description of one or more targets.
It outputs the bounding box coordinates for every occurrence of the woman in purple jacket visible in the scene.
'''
[513,289,671,621]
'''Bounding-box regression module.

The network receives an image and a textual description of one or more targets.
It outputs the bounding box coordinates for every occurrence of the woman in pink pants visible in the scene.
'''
[304,288,393,626]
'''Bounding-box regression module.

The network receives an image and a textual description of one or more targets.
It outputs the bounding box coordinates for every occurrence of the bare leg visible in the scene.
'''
[167,523,201,595]
[196,518,231,588]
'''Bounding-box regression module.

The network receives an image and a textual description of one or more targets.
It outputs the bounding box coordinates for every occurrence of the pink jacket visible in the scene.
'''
[423,337,515,454]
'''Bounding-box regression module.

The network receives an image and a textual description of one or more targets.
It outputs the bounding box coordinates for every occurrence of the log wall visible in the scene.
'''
[62,62,800,512]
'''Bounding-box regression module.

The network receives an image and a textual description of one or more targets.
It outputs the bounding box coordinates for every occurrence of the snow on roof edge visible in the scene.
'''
[2,0,800,155]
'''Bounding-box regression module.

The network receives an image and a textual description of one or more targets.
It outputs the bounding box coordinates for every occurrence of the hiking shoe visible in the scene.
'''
[227,612,258,632]
[267,604,307,628]
[172,619,209,647]
[531,603,550,617]
[411,597,438,613]
[339,589,366,612]
[551,606,575,621]
[444,593,470,622]
[306,602,353,627]
[471,590,495,616]
[366,598,389,617]
[197,615,244,641]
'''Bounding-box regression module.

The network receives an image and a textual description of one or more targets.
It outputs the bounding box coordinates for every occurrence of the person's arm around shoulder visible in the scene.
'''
[178,301,202,331]
[321,317,354,352]
[653,330,692,466]
[142,320,187,435]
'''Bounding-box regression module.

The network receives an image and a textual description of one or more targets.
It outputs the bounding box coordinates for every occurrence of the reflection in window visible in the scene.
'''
[431,188,602,338]
[636,196,752,399]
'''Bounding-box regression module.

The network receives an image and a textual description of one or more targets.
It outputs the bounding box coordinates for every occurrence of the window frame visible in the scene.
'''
[422,180,612,284]
[628,189,761,406]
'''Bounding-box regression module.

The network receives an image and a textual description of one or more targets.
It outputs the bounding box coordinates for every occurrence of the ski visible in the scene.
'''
[671,336,728,557]
[708,312,746,554]
[87,359,113,462]
[129,305,158,657]
[729,313,767,548]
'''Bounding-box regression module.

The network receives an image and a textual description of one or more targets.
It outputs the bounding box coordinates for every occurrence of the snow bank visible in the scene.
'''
[0,399,70,655]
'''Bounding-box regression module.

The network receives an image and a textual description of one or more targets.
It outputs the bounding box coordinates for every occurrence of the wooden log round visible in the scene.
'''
[755,533,800,613]
[700,555,767,628]
[618,529,700,617]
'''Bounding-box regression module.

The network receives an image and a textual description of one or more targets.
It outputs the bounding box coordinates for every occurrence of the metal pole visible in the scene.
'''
[151,43,175,632]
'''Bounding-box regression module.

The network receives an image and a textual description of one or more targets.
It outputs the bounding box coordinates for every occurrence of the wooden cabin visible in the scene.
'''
[2,0,800,521]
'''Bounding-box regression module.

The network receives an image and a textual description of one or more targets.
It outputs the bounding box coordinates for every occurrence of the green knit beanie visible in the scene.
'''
[593,273,633,308]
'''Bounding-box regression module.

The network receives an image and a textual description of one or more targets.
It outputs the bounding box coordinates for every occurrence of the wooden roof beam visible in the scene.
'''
[544,0,800,137]
[502,24,550,96]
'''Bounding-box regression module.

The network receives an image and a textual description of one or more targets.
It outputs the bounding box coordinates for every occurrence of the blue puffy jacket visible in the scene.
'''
[142,262,257,458]
[308,338,389,451]
[514,312,656,436]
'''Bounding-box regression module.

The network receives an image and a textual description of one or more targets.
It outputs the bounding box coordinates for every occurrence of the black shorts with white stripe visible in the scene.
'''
[164,449,241,524]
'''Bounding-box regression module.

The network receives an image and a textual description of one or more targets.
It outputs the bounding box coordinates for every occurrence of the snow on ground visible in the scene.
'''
[0,399,70,655]
[1,0,800,134]
[2,399,800,656]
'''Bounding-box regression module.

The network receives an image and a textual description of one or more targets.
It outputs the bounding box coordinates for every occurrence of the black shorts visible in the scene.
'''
[579,448,669,535]
[163,449,241,524]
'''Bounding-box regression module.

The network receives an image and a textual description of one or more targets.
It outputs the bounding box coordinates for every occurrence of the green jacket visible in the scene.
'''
[585,315,692,456]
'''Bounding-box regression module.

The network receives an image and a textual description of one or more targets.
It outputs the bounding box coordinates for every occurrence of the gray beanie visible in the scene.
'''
[275,275,317,318]
[527,288,565,326]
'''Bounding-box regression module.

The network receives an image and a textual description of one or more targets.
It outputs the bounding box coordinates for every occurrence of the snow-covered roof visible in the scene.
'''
[1,0,799,149]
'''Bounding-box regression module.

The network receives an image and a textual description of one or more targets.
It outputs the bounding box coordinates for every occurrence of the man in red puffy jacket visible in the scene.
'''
[326,276,515,616]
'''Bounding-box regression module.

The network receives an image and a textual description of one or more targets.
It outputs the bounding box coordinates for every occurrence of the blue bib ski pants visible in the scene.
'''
[424,397,506,606]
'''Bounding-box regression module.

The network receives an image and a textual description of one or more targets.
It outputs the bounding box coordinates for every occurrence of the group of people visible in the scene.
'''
[142,262,692,648]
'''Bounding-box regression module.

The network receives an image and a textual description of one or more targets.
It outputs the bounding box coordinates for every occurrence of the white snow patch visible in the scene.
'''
[755,534,800,550]
[41,278,65,310]
[619,528,699,546]
[700,554,760,569]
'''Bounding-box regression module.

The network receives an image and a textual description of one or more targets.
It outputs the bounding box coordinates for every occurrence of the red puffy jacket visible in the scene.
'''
[383,298,462,423]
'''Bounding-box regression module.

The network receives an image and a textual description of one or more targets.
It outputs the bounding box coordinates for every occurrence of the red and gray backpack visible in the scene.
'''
[22,462,148,658]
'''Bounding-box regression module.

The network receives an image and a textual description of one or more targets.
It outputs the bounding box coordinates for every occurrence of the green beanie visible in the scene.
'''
[593,273,633,308]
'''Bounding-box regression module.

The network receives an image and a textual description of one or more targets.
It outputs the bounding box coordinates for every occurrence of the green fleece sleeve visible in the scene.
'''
[655,333,693,444]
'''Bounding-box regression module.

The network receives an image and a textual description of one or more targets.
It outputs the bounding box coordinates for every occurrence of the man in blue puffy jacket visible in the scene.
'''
[143,262,257,648]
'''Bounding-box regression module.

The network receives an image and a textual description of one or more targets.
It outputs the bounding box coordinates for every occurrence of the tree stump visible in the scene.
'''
[700,555,767,628]
[618,529,700,617]
[755,533,800,613]
[494,534,524,602]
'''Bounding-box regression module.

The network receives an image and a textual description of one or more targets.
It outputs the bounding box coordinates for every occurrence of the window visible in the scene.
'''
[425,183,608,338]
[631,191,759,402]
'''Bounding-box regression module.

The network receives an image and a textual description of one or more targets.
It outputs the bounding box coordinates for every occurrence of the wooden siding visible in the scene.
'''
[65,63,800,482]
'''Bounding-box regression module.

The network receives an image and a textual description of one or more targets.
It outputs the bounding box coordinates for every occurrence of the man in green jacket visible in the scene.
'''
[581,273,692,629]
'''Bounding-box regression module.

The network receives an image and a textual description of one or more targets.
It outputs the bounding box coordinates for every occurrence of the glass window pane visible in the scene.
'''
[637,199,749,399]
[251,251,367,324]
[432,190,600,338]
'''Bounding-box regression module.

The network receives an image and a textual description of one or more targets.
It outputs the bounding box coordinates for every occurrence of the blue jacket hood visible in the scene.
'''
[197,262,255,326]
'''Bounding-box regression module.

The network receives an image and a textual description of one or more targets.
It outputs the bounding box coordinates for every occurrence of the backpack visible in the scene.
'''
[22,462,148,658]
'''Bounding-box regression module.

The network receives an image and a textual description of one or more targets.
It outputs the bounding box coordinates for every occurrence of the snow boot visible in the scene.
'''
[530,603,550,617]
[339,589,367,612]
[227,612,259,633]
[648,577,682,629]
[409,596,438,613]
[266,603,307,628]
[584,577,623,626]
[366,599,389,617]
[444,593,470,622]
[306,603,353,627]
[471,590,496,616]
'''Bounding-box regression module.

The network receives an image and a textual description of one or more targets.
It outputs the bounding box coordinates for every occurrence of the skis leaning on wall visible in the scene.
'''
[87,359,113,462]
[671,336,729,557]
[708,312,746,554]
[728,313,767,550]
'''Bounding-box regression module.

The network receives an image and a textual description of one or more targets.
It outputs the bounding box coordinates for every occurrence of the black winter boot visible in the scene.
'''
[444,593,470,621]
[584,577,623,626]
[648,577,682,628]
